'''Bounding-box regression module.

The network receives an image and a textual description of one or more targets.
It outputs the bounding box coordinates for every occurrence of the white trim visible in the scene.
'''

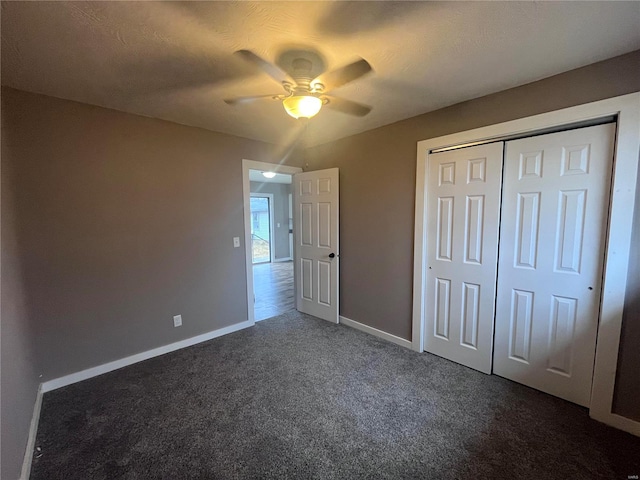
[42,320,253,392]
[273,257,292,263]
[250,192,275,264]
[589,94,640,436]
[412,141,428,353]
[340,315,412,349]
[20,385,43,480]
[242,160,302,325]
[595,413,640,437]
[412,92,640,436]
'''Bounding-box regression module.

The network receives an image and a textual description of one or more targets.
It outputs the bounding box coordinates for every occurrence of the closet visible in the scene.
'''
[424,123,615,407]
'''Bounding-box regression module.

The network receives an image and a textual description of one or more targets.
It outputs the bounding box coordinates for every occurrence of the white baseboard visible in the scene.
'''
[591,411,640,437]
[20,384,43,480]
[273,257,292,263]
[339,316,412,349]
[42,320,254,393]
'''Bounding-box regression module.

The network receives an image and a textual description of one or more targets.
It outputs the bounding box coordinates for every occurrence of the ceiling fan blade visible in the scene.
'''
[224,94,283,106]
[235,50,295,85]
[323,96,372,117]
[313,58,372,91]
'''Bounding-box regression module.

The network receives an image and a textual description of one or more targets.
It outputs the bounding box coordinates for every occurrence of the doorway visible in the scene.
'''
[250,174,292,321]
[242,160,302,324]
[242,160,342,326]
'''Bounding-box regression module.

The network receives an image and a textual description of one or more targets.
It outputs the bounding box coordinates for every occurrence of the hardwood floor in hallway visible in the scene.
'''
[253,261,294,321]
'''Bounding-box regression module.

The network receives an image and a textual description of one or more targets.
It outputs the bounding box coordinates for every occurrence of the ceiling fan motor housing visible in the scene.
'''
[286,58,324,94]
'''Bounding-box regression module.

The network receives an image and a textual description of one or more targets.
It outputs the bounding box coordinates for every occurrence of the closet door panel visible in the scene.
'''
[424,143,503,374]
[493,124,615,406]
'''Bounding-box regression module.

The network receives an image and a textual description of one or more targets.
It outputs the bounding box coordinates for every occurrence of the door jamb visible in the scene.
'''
[242,160,302,324]
[412,92,640,435]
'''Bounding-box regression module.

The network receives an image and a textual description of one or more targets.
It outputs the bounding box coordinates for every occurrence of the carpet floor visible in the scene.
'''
[31,311,640,479]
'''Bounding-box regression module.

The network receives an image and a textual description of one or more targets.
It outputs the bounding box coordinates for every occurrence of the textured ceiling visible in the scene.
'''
[2,1,639,148]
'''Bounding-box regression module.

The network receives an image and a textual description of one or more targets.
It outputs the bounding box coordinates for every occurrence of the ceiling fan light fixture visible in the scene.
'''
[262,171,276,179]
[283,95,322,119]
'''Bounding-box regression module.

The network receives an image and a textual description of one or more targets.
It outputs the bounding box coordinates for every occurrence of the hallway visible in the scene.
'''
[253,261,294,321]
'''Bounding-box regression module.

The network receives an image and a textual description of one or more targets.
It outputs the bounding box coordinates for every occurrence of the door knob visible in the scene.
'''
[329,253,336,258]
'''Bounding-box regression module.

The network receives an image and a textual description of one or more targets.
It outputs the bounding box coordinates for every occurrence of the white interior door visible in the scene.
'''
[424,143,503,374]
[293,168,339,323]
[493,123,615,406]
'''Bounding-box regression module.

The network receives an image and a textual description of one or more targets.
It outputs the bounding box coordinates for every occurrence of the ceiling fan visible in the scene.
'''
[224,50,373,119]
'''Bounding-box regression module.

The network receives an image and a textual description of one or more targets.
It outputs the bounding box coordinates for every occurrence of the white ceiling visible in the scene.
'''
[2,2,639,148]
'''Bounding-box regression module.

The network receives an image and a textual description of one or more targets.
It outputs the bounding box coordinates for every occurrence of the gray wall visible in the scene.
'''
[1,115,41,479]
[304,50,640,418]
[0,87,301,383]
[250,181,293,261]
[0,88,301,476]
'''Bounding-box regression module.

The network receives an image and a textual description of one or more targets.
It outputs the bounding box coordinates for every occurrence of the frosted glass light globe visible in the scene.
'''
[283,95,322,119]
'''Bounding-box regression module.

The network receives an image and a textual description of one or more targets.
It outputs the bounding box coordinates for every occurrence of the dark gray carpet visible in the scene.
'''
[31,311,640,479]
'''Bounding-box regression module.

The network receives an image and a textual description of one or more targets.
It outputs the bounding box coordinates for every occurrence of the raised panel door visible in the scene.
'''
[493,123,615,406]
[293,168,339,323]
[424,143,504,373]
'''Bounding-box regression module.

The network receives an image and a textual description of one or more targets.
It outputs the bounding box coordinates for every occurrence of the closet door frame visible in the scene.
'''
[412,92,640,436]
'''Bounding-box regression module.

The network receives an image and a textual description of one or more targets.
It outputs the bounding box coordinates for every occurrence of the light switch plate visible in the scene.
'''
[233,237,240,248]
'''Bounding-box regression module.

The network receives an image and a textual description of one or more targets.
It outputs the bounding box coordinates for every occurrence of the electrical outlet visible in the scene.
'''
[173,315,182,327]
[233,237,240,248]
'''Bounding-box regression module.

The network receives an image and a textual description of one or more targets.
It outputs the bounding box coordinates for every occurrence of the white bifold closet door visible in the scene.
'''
[424,123,615,406]
[493,123,615,406]
[425,143,504,374]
